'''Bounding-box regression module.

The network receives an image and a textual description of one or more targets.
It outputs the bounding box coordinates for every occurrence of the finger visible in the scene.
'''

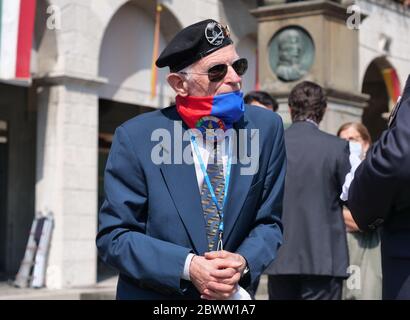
[205,250,229,259]
[200,294,216,300]
[210,267,237,279]
[207,281,236,294]
[203,288,232,300]
[223,272,241,285]
[213,258,242,270]
[212,272,241,285]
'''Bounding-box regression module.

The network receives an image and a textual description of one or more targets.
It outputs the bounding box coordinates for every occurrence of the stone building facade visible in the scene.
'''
[0,0,408,289]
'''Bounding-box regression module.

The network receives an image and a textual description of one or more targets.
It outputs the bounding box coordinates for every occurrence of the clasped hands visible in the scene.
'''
[189,250,247,300]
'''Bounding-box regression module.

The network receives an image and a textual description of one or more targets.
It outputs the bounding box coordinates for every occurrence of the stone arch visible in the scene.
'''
[97,0,182,108]
[361,56,399,142]
[93,0,182,57]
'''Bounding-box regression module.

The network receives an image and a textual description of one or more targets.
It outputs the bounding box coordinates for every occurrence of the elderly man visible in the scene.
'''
[244,91,279,112]
[96,19,286,300]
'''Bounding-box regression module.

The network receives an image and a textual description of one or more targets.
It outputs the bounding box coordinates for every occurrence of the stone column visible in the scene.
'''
[251,0,369,132]
[35,74,106,288]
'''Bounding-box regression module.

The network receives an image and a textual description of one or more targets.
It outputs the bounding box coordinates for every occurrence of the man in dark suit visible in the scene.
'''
[244,91,279,112]
[266,81,350,300]
[96,19,286,300]
[348,75,410,300]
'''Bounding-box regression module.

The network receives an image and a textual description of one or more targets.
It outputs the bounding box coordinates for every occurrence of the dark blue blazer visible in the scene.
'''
[266,121,350,278]
[349,75,410,299]
[96,105,286,299]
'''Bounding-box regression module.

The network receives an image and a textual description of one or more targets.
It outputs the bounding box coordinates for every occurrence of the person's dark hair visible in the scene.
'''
[288,81,327,123]
[337,122,372,144]
[244,91,279,112]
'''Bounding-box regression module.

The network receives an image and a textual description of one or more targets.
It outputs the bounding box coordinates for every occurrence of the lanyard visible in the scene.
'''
[191,135,232,251]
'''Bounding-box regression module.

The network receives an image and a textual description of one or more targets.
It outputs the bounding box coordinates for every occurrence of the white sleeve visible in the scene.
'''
[181,253,195,281]
[340,141,363,201]
[227,286,252,300]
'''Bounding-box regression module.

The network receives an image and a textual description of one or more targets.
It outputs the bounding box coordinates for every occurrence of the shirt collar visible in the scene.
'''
[304,119,319,127]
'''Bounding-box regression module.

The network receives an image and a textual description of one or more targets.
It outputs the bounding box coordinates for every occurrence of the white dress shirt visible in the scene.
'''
[340,141,363,201]
[183,134,230,281]
[181,133,251,300]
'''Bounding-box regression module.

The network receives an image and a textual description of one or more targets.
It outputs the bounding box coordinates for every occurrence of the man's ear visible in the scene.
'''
[167,73,188,96]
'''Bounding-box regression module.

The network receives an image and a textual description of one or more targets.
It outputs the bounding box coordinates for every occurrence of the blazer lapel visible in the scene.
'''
[223,114,257,244]
[159,110,208,254]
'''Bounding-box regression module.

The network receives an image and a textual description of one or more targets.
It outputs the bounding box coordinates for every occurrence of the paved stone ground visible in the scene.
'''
[0,275,269,300]
[0,277,117,300]
[255,275,269,300]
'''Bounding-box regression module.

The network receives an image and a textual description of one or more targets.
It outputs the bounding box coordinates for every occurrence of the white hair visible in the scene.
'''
[177,65,193,80]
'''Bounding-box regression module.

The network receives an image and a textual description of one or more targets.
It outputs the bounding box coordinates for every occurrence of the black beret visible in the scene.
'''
[155,19,233,72]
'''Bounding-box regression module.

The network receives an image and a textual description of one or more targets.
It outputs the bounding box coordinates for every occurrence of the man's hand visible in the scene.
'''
[205,250,247,274]
[200,250,247,300]
[343,207,361,232]
[189,254,242,300]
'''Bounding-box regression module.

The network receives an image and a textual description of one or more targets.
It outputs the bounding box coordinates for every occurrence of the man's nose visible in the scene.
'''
[225,65,242,83]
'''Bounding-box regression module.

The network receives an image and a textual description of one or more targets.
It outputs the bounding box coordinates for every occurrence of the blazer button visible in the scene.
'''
[368,218,384,230]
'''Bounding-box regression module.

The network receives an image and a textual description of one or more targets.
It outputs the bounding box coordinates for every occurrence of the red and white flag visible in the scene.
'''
[0,0,37,80]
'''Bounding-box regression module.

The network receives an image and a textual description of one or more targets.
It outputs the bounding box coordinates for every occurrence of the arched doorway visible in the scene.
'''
[0,82,36,280]
[0,120,8,280]
[96,0,181,281]
[98,1,180,107]
[361,58,400,142]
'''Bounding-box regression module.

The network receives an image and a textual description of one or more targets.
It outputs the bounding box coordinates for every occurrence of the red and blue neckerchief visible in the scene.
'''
[176,91,244,134]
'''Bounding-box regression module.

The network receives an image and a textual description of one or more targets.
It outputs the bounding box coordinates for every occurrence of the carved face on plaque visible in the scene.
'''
[269,26,314,82]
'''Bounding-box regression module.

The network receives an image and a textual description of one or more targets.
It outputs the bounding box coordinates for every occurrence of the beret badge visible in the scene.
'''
[205,21,228,46]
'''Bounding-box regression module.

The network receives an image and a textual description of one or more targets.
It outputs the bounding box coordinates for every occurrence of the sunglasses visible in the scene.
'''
[179,58,248,82]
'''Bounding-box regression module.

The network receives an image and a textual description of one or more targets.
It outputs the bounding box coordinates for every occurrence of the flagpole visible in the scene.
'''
[254,47,260,91]
[150,2,162,99]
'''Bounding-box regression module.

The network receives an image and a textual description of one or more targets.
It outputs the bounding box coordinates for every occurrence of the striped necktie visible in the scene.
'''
[200,143,225,251]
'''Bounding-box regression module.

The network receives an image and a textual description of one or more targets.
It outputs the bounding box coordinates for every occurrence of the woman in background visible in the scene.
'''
[337,122,382,300]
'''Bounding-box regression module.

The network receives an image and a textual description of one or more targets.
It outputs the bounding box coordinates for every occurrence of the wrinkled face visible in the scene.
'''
[185,45,242,97]
[339,126,370,153]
